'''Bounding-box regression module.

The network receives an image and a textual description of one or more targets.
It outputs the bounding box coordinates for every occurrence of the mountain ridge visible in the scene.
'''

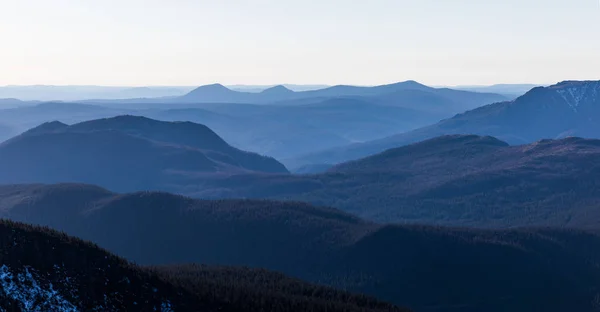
[290,80,600,167]
[0,218,407,312]
[178,80,508,106]
[191,134,600,229]
[1,183,599,312]
[0,116,288,192]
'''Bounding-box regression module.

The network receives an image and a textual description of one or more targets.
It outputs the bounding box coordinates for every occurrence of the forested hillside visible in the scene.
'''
[1,184,599,311]
[0,219,408,312]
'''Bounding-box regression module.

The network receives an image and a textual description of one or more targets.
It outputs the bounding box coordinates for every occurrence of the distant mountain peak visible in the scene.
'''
[185,83,233,95]
[385,80,431,91]
[548,80,600,112]
[260,85,294,94]
[550,80,600,89]
[72,115,160,130]
[1,115,289,186]
[420,134,509,147]
[41,120,68,128]
[103,114,154,123]
[18,120,69,137]
[200,83,227,89]
[399,80,425,86]
[179,83,242,102]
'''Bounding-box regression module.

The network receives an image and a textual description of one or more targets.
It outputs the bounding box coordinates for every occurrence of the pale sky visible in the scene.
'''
[1,0,599,86]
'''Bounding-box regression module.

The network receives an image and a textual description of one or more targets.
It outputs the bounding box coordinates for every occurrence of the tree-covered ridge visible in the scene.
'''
[154,264,408,312]
[0,219,408,312]
[1,184,600,311]
[0,219,198,311]
[190,135,600,228]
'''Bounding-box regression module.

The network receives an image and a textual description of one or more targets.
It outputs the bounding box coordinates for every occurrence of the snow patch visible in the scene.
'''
[0,265,79,311]
[555,81,600,112]
[1,265,176,311]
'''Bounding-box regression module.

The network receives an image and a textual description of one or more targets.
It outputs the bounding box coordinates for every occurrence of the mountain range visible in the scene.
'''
[3,112,600,229]
[0,116,287,192]
[1,79,600,311]
[0,218,406,312]
[0,85,196,101]
[452,84,540,98]
[0,80,510,159]
[153,99,443,159]
[228,84,330,92]
[0,89,499,161]
[177,80,508,106]
[1,183,599,312]
[187,134,600,227]
[290,80,600,167]
[5,107,600,228]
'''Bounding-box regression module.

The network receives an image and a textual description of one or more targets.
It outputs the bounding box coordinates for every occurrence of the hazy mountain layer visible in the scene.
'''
[0,116,288,192]
[188,135,600,228]
[291,80,600,167]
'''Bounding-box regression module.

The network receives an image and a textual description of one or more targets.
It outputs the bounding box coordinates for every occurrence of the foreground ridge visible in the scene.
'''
[0,218,408,312]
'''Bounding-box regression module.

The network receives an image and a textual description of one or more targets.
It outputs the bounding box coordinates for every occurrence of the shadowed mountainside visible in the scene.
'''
[0,123,14,143]
[0,219,406,311]
[1,184,599,311]
[291,80,600,167]
[187,135,600,228]
[0,116,288,192]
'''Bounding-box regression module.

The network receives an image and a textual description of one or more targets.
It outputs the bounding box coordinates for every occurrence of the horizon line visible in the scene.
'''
[0,80,553,89]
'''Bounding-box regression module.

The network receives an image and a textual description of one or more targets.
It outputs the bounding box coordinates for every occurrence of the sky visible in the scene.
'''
[1,0,599,87]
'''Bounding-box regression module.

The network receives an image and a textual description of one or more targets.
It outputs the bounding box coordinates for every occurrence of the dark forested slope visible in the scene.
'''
[0,219,206,311]
[1,184,599,312]
[0,219,407,312]
[191,135,600,228]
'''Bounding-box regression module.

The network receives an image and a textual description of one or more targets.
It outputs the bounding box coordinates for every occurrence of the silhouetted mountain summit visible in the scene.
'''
[180,83,247,103]
[69,115,234,152]
[20,120,69,136]
[188,83,235,93]
[260,85,294,95]
[0,116,288,191]
[292,80,600,167]
[177,80,507,105]
[304,80,432,97]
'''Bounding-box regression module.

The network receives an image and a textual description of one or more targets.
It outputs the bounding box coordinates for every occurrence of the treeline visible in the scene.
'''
[153,264,409,312]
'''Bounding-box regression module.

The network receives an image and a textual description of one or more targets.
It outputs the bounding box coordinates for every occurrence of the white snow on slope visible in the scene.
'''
[555,81,600,112]
[1,264,176,311]
[0,265,78,311]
